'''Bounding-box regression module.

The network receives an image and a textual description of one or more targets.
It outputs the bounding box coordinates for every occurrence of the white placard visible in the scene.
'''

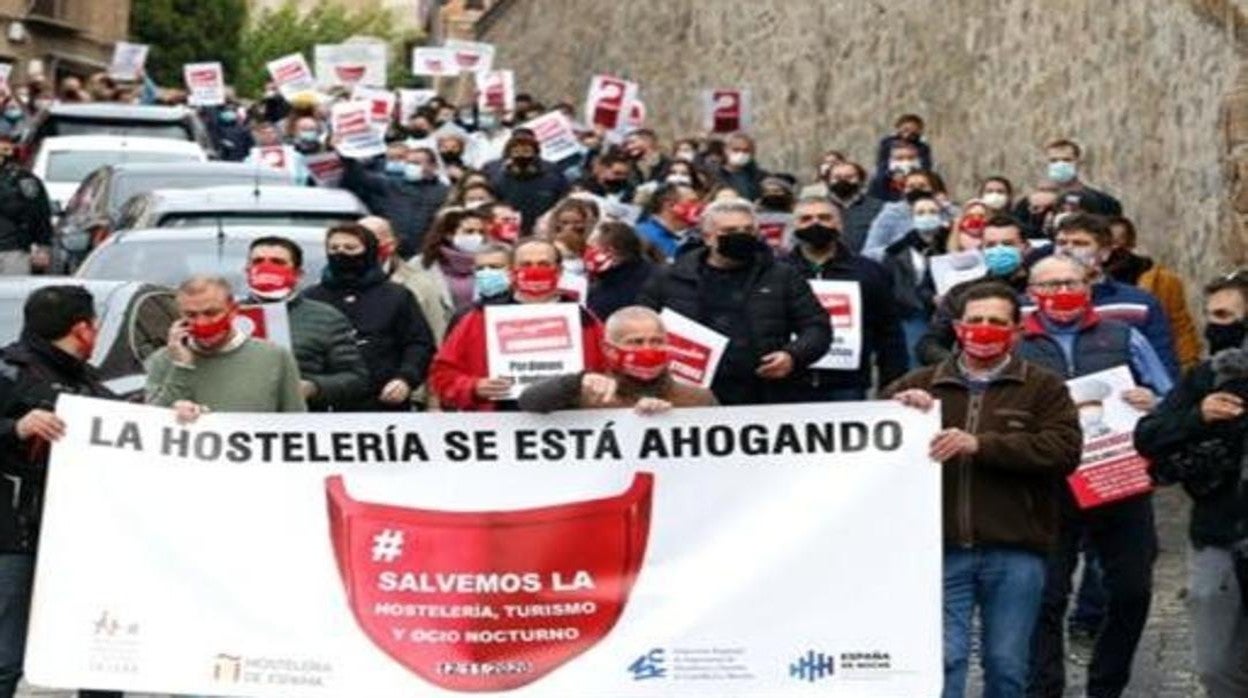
[315,42,387,88]
[398,89,437,122]
[332,101,386,160]
[248,145,300,182]
[659,308,729,388]
[477,70,515,113]
[521,110,586,163]
[584,75,639,133]
[411,47,460,77]
[443,39,496,75]
[183,62,225,107]
[930,250,987,297]
[304,151,345,188]
[485,303,585,400]
[235,303,292,349]
[267,53,317,100]
[1064,366,1154,508]
[810,280,862,371]
[353,85,396,125]
[28,395,942,697]
[109,41,149,81]
[703,88,751,134]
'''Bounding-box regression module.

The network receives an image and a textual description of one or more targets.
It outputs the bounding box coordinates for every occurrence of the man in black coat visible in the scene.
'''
[637,199,831,405]
[0,285,120,698]
[782,196,905,400]
[489,132,569,236]
[339,145,449,259]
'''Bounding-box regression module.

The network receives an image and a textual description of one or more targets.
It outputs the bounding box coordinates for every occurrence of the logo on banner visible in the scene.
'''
[496,317,573,354]
[628,648,666,680]
[212,654,242,683]
[666,333,712,384]
[818,292,853,329]
[326,473,654,692]
[208,652,332,687]
[335,64,367,84]
[789,650,835,682]
[87,610,142,676]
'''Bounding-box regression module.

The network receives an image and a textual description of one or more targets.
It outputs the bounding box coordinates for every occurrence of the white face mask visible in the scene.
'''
[452,233,485,253]
[981,192,1009,210]
[666,174,692,186]
[675,149,696,162]
[727,151,751,167]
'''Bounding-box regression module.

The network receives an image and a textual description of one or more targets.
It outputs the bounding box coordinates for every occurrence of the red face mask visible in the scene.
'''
[326,473,653,692]
[1036,289,1090,322]
[247,261,298,300]
[378,240,397,263]
[583,245,615,276]
[606,343,670,382]
[954,322,1015,360]
[512,265,560,297]
[188,309,236,344]
[959,214,987,236]
[670,200,704,228]
[490,218,521,243]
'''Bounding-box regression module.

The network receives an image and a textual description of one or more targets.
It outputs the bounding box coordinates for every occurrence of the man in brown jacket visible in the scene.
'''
[883,280,1082,698]
[518,306,717,413]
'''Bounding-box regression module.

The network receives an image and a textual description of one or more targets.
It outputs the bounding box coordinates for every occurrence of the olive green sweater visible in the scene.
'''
[145,335,306,413]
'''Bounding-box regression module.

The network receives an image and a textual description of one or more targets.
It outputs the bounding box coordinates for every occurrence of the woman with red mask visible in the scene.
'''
[428,238,607,412]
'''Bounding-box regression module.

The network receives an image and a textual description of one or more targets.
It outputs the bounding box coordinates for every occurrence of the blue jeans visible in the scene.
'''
[901,316,928,370]
[944,546,1047,698]
[0,554,33,698]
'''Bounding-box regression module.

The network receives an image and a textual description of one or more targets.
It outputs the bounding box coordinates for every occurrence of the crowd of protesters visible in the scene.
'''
[0,65,1241,698]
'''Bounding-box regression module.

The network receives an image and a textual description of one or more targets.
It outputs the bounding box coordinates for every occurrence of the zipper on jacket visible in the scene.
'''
[959,391,983,547]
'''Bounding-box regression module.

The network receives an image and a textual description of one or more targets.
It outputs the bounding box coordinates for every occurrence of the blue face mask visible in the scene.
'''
[298,129,320,143]
[403,163,426,182]
[384,160,405,176]
[474,267,510,299]
[218,109,238,124]
[912,213,943,233]
[983,245,1023,277]
[3,107,21,122]
[1047,160,1077,184]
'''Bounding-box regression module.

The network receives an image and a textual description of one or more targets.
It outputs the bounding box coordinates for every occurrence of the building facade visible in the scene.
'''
[0,0,131,80]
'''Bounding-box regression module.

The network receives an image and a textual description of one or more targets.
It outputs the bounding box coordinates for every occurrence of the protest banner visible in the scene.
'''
[477,70,515,113]
[929,250,987,297]
[1065,366,1154,509]
[109,42,149,81]
[584,75,638,133]
[521,111,585,163]
[29,394,942,697]
[305,151,345,188]
[485,303,584,400]
[249,145,301,183]
[398,89,438,122]
[444,39,496,75]
[810,281,862,371]
[332,101,386,160]
[411,47,460,77]
[658,309,728,389]
[267,53,317,100]
[353,85,396,126]
[757,211,792,251]
[183,62,225,107]
[704,89,751,134]
[235,303,292,350]
[315,42,387,88]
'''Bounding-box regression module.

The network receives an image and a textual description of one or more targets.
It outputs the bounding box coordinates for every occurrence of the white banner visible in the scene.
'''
[810,280,862,371]
[315,42,388,88]
[522,110,585,163]
[477,70,515,113]
[444,39,496,75]
[1064,366,1154,508]
[485,303,584,400]
[584,75,638,133]
[412,47,460,77]
[248,145,301,182]
[659,309,727,389]
[929,251,986,297]
[29,395,942,697]
[398,89,438,122]
[267,53,318,100]
[353,85,396,126]
[109,41,148,81]
[332,101,386,160]
[703,89,751,134]
[183,62,225,107]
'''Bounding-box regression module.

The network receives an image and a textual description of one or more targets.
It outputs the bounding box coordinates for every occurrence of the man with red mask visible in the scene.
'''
[429,239,607,411]
[886,280,1081,698]
[635,182,701,261]
[1017,255,1170,698]
[244,236,369,412]
[0,285,119,698]
[146,275,306,418]
[519,306,716,413]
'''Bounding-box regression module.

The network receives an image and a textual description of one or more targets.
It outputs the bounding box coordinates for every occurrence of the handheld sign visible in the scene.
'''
[398,89,437,122]
[658,309,728,388]
[521,110,586,163]
[315,42,387,88]
[930,250,987,297]
[704,88,751,133]
[183,62,225,107]
[584,75,638,132]
[304,151,345,188]
[109,42,149,81]
[332,101,386,160]
[411,47,460,77]
[485,303,584,400]
[234,303,292,350]
[443,39,495,75]
[352,85,395,126]
[267,53,317,100]
[477,70,515,113]
[809,280,862,371]
[1065,367,1155,509]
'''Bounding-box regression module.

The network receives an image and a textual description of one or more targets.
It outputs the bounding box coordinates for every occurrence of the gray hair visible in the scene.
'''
[1028,254,1088,283]
[177,275,233,298]
[700,199,757,231]
[604,305,664,343]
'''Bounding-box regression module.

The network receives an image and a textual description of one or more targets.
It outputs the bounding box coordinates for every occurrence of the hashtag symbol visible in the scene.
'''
[371,529,405,563]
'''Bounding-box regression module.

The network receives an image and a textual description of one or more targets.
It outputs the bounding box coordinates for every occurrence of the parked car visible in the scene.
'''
[115,185,368,230]
[0,277,177,397]
[75,225,332,292]
[53,162,290,272]
[18,103,215,164]
[33,135,208,212]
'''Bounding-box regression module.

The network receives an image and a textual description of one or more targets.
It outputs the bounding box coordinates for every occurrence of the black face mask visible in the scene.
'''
[795,224,839,250]
[828,180,860,199]
[407,127,430,139]
[602,179,628,192]
[716,232,758,262]
[440,151,463,166]
[758,194,792,211]
[327,252,372,280]
[1206,321,1248,354]
[904,189,933,204]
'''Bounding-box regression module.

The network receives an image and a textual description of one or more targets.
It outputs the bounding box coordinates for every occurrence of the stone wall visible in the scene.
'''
[479,0,1248,284]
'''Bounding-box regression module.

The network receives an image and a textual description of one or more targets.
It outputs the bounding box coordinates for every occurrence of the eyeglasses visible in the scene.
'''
[1030,279,1085,292]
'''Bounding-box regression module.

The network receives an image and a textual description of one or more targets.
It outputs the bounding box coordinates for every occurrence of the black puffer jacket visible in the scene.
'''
[340,158,449,258]
[636,245,831,405]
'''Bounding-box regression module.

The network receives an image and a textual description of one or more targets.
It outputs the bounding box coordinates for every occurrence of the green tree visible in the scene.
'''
[235,0,420,98]
[129,0,249,87]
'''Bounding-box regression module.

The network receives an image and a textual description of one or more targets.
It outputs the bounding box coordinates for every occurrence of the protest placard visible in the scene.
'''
[485,303,585,400]
[109,42,149,81]
[930,250,987,297]
[315,42,387,88]
[1065,366,1155,508]
[704,89,751,133]
[810,280,862,371]
[183,62,225,107]
[332,101,386,159]
[659,309,728,388]
[267,53,317,100]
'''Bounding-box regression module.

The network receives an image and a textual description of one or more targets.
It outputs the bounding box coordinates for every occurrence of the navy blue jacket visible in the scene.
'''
[587,260,654,321]
[341,159,449,258]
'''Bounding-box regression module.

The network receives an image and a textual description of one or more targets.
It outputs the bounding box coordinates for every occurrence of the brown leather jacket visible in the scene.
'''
[884,355,1082,553]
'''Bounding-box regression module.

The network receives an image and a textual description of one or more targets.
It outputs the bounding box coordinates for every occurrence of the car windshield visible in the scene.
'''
[46,150,200,183]
[158,212,359,228]
[77,238,328,290]
[111,173,286,209]
[49,118,192,141]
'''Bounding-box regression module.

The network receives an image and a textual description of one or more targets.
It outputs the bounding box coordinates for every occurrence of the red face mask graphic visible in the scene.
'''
[670,200,704,228]
[583,245,615,276]
[954,322,1015,360]
[188,308,235,344]
[490,218,521,243]
[512,265,560,297]
[1036,289,1090,323]
[326,473,653,692]
[247,262,298,300]
[605,343,670,382]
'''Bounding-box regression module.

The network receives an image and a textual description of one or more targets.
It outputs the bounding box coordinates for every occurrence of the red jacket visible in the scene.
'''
[430,301,606,411]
